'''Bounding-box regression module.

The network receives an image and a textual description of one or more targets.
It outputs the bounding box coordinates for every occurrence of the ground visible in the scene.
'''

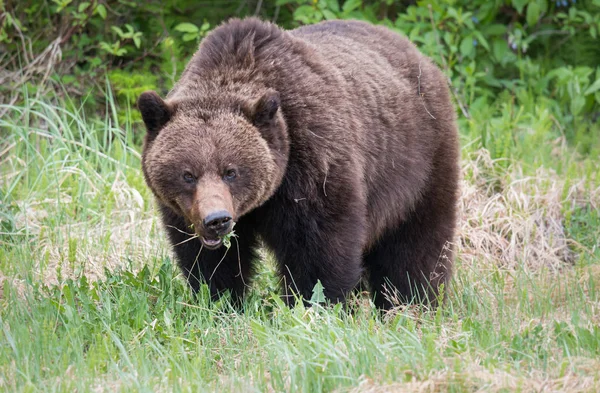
[0,90,599,392]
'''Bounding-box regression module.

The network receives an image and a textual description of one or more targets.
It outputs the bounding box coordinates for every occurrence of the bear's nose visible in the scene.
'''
[203,211,233,235]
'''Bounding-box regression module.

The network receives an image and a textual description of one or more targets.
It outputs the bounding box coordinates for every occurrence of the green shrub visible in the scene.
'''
[1,0,598,153]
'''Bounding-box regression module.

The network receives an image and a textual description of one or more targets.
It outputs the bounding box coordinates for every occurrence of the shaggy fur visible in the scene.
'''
[138,18,459,309]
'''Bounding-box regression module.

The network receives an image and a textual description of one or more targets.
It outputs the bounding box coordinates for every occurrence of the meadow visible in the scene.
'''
[1,0,600,391]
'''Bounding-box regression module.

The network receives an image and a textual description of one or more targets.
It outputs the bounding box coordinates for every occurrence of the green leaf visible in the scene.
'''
[571,95,585,115]
[512,0,528,15]
[310,280,326,304]
[472,30,490,51]
[343,0,362,13]
[53,0,72,12]
[325,0,340,12]
[174,22,199,34]
[294,5,320,24]
[222,230,236,250]
[322,9,337,20]
[484,24,507,36]
[182,33,198,42]
[111,26,124,37]
[99,42,112,52]
[78,2,90,13]
[493,39,509,62]
[526,3,541,27]
[133,36,141,48]
[584,79,600,95]
[95,4,107,19]
[460,36,475,58]
[481,74,503,88]
[447,8,459,20]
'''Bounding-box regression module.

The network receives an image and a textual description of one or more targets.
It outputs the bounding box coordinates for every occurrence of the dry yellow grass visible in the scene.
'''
[346,358,600,393]
[458,149,598,271]
[12,176,164,286]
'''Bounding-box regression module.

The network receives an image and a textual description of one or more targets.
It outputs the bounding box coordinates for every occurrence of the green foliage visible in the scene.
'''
[174,20,211,42]
[99,24,143,56]
[2,0,598,155]
[277,0,373,24]
[388,0,599,153]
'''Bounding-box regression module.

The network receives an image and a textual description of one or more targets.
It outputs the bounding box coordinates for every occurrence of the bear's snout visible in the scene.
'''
[203,210,233,237]
[197,209,234,249]
[188,177,236,249]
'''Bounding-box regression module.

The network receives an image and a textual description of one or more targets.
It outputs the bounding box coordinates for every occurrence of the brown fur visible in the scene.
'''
[138,18,460,309]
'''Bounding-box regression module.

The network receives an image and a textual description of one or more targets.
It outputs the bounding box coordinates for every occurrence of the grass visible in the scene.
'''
[1,88,599,392]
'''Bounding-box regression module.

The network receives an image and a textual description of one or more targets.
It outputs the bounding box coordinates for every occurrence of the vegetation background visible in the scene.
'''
[1,0,599,391]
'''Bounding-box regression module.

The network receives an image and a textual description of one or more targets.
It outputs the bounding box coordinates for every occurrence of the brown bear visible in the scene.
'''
[138,17,459,309]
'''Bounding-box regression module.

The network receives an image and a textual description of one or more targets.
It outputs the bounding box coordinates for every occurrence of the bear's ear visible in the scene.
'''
[137,91,175,139]
[246,90,280,127]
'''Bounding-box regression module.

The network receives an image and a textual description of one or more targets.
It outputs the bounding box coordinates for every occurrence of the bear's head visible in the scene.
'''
[138,89,289,249]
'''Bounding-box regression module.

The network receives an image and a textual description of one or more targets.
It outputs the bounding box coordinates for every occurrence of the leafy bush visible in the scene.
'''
[1,0,598,153]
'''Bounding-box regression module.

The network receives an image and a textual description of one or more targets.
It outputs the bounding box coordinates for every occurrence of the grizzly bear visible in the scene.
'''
[138,17,459,309]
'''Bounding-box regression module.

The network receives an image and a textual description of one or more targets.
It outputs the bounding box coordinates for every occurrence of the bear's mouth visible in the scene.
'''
[200,236,223,250]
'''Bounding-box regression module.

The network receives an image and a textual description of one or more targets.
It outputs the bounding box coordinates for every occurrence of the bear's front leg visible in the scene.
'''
[261,191,367,307]
[159,203,259,305]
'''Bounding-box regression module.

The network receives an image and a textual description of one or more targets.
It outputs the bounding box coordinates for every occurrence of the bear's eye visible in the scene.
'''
[182,171,196,184]
[224,168,237,181]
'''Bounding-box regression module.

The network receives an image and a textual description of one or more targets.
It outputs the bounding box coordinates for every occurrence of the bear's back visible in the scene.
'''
[290,20,428,83]
[290,20,457,243]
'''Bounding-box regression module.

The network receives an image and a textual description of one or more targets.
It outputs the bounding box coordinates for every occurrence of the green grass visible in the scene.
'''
[1,90,599,392]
